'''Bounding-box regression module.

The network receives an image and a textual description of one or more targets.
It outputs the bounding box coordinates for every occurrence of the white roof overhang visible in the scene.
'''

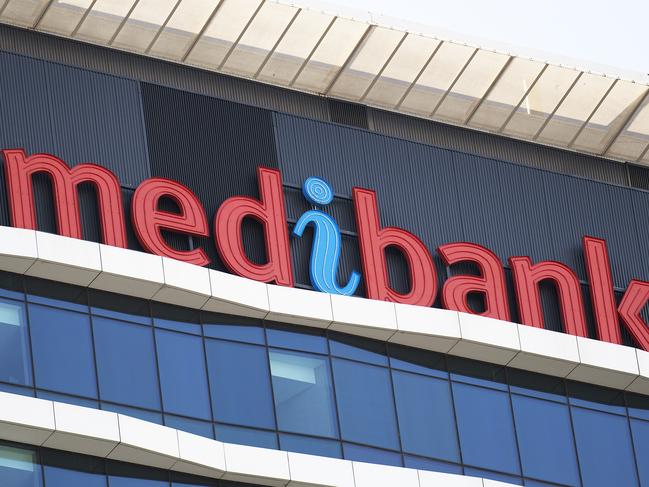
[2,0,649,165]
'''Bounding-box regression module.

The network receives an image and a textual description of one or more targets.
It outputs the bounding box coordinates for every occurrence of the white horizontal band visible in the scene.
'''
[0,225,647,393]
[0,390,515,487]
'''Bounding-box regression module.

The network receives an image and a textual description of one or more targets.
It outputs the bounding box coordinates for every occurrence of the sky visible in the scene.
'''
[314,0,649,77]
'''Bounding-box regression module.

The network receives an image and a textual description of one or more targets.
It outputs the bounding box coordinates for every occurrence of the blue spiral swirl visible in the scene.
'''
[302,177,334,206]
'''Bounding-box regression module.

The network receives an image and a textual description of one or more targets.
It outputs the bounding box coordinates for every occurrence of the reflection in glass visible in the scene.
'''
[0,298,31,386]
[0,445,41,487]
[270,349,338,438]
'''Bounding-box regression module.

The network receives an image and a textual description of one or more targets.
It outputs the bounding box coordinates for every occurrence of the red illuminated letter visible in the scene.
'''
[131,178,210,266]
[618,280,649,351]
[583,236,621,343]
[214,167,293,286]
[2,149,127,247]
[509,256,588,336]
[438,242,510,321]
[353,187,437,306]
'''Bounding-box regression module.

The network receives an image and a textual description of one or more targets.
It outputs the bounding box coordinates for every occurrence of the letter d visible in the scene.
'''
[215,167,294,286]
[353,187,437,306]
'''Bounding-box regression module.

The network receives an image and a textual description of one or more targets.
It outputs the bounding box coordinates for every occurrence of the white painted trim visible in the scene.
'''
[0,226,646,392]
[0,391,517,487]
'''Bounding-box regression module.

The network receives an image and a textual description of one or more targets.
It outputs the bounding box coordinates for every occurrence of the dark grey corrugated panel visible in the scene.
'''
[629,164,649,190]
[0,23,329,122]
[0,51,150,188]
[370,108,629,186]
[141,83,278,272]
[329,100,369,129]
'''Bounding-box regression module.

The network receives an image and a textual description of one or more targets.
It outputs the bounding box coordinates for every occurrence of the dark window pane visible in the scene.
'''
[202,313,264,345]
[0,298,32,386]
[567,381,625,415]
[0,272,24,300]
[164,415,213,439]
[571,407,638,486]
[279,434,342,458]
[36,391,98,409]
[331,358,399,449]
[93,317,160,409]
[25,277,87,312]
[329,333,388,366]
[156,330,211,420]
[205,340,275,429]
[44,466,106,487]
[630,419,649,486]
[266,324,327,354]
[269,349,338,437]
[107,460,167,487]
[392,370,459,462]
[511,394,579,486]
[152,302,201,335]
[215,424,277,449]
[89,290,151,326]
[507,368,567,403]
[0,383,34,397]
[627,393,649,421]
[29,304,97,397]
[452,382,520,474]
[171,471,217,486]
[403,456,462,475]
[388,344,447,379]
[342,444,402,467]
[0,444,42,487]
[448,357,507,391]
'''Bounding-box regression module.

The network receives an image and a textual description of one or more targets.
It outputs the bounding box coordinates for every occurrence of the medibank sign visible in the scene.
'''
[3,149,649,351]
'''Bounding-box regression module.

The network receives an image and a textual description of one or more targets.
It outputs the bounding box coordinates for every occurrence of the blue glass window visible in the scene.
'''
[202,314,264,345]
[101,403,162,425]
[44,466,105,487]
[205,340,275,429]
[331,358,399,450]
[403,456,462,475]
[266,324,328,354]
[0,445,42,487]
[630,419,649,486]
[93,317,160,410]
[279,434,342,458]
[571,406,638,487]
[511,394,579,486]
[329,333,388,366]
[107,461,167,487]
[164,415,214,439]
[452,381,520,475]
[155,329,211,420]
[0,298,32,386]
[29,304,97,398]
[342,444,402,467]
[392,370,459,462]
[214,424,277,449]
[269,349,338,437]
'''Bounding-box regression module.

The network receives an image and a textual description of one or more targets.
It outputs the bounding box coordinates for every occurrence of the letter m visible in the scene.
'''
[2,149,127,248]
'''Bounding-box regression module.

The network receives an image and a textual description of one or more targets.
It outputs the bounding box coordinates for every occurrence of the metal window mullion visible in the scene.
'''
[32,0,55,29]
[217,0,265,70]
[358,31,408,103]
[567,78,619,149]
[180,0,225,63]
[601,87,649,156]
[143,0,183,54]
[429,47,479,117]
[532,71,583,140]
[108,0,143,46]
[288,16,337,88]
[464,55,514,125]
[253,7,302,79]
[394,40,444,110]
[322,24,373,96]
[70,0,99,37]
[497,63,549,133]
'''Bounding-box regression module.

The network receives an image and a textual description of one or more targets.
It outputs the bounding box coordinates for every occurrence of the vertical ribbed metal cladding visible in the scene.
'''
[370,108,629,186]
[328,100,369,129]
[629,164,649,190]
[0,24,329,121]
[141,83,278,272]
[0,51,151,189]
[542,171,643,289]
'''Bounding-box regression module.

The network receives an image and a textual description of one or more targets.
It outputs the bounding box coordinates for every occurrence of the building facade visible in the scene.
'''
[1,2,649,487]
